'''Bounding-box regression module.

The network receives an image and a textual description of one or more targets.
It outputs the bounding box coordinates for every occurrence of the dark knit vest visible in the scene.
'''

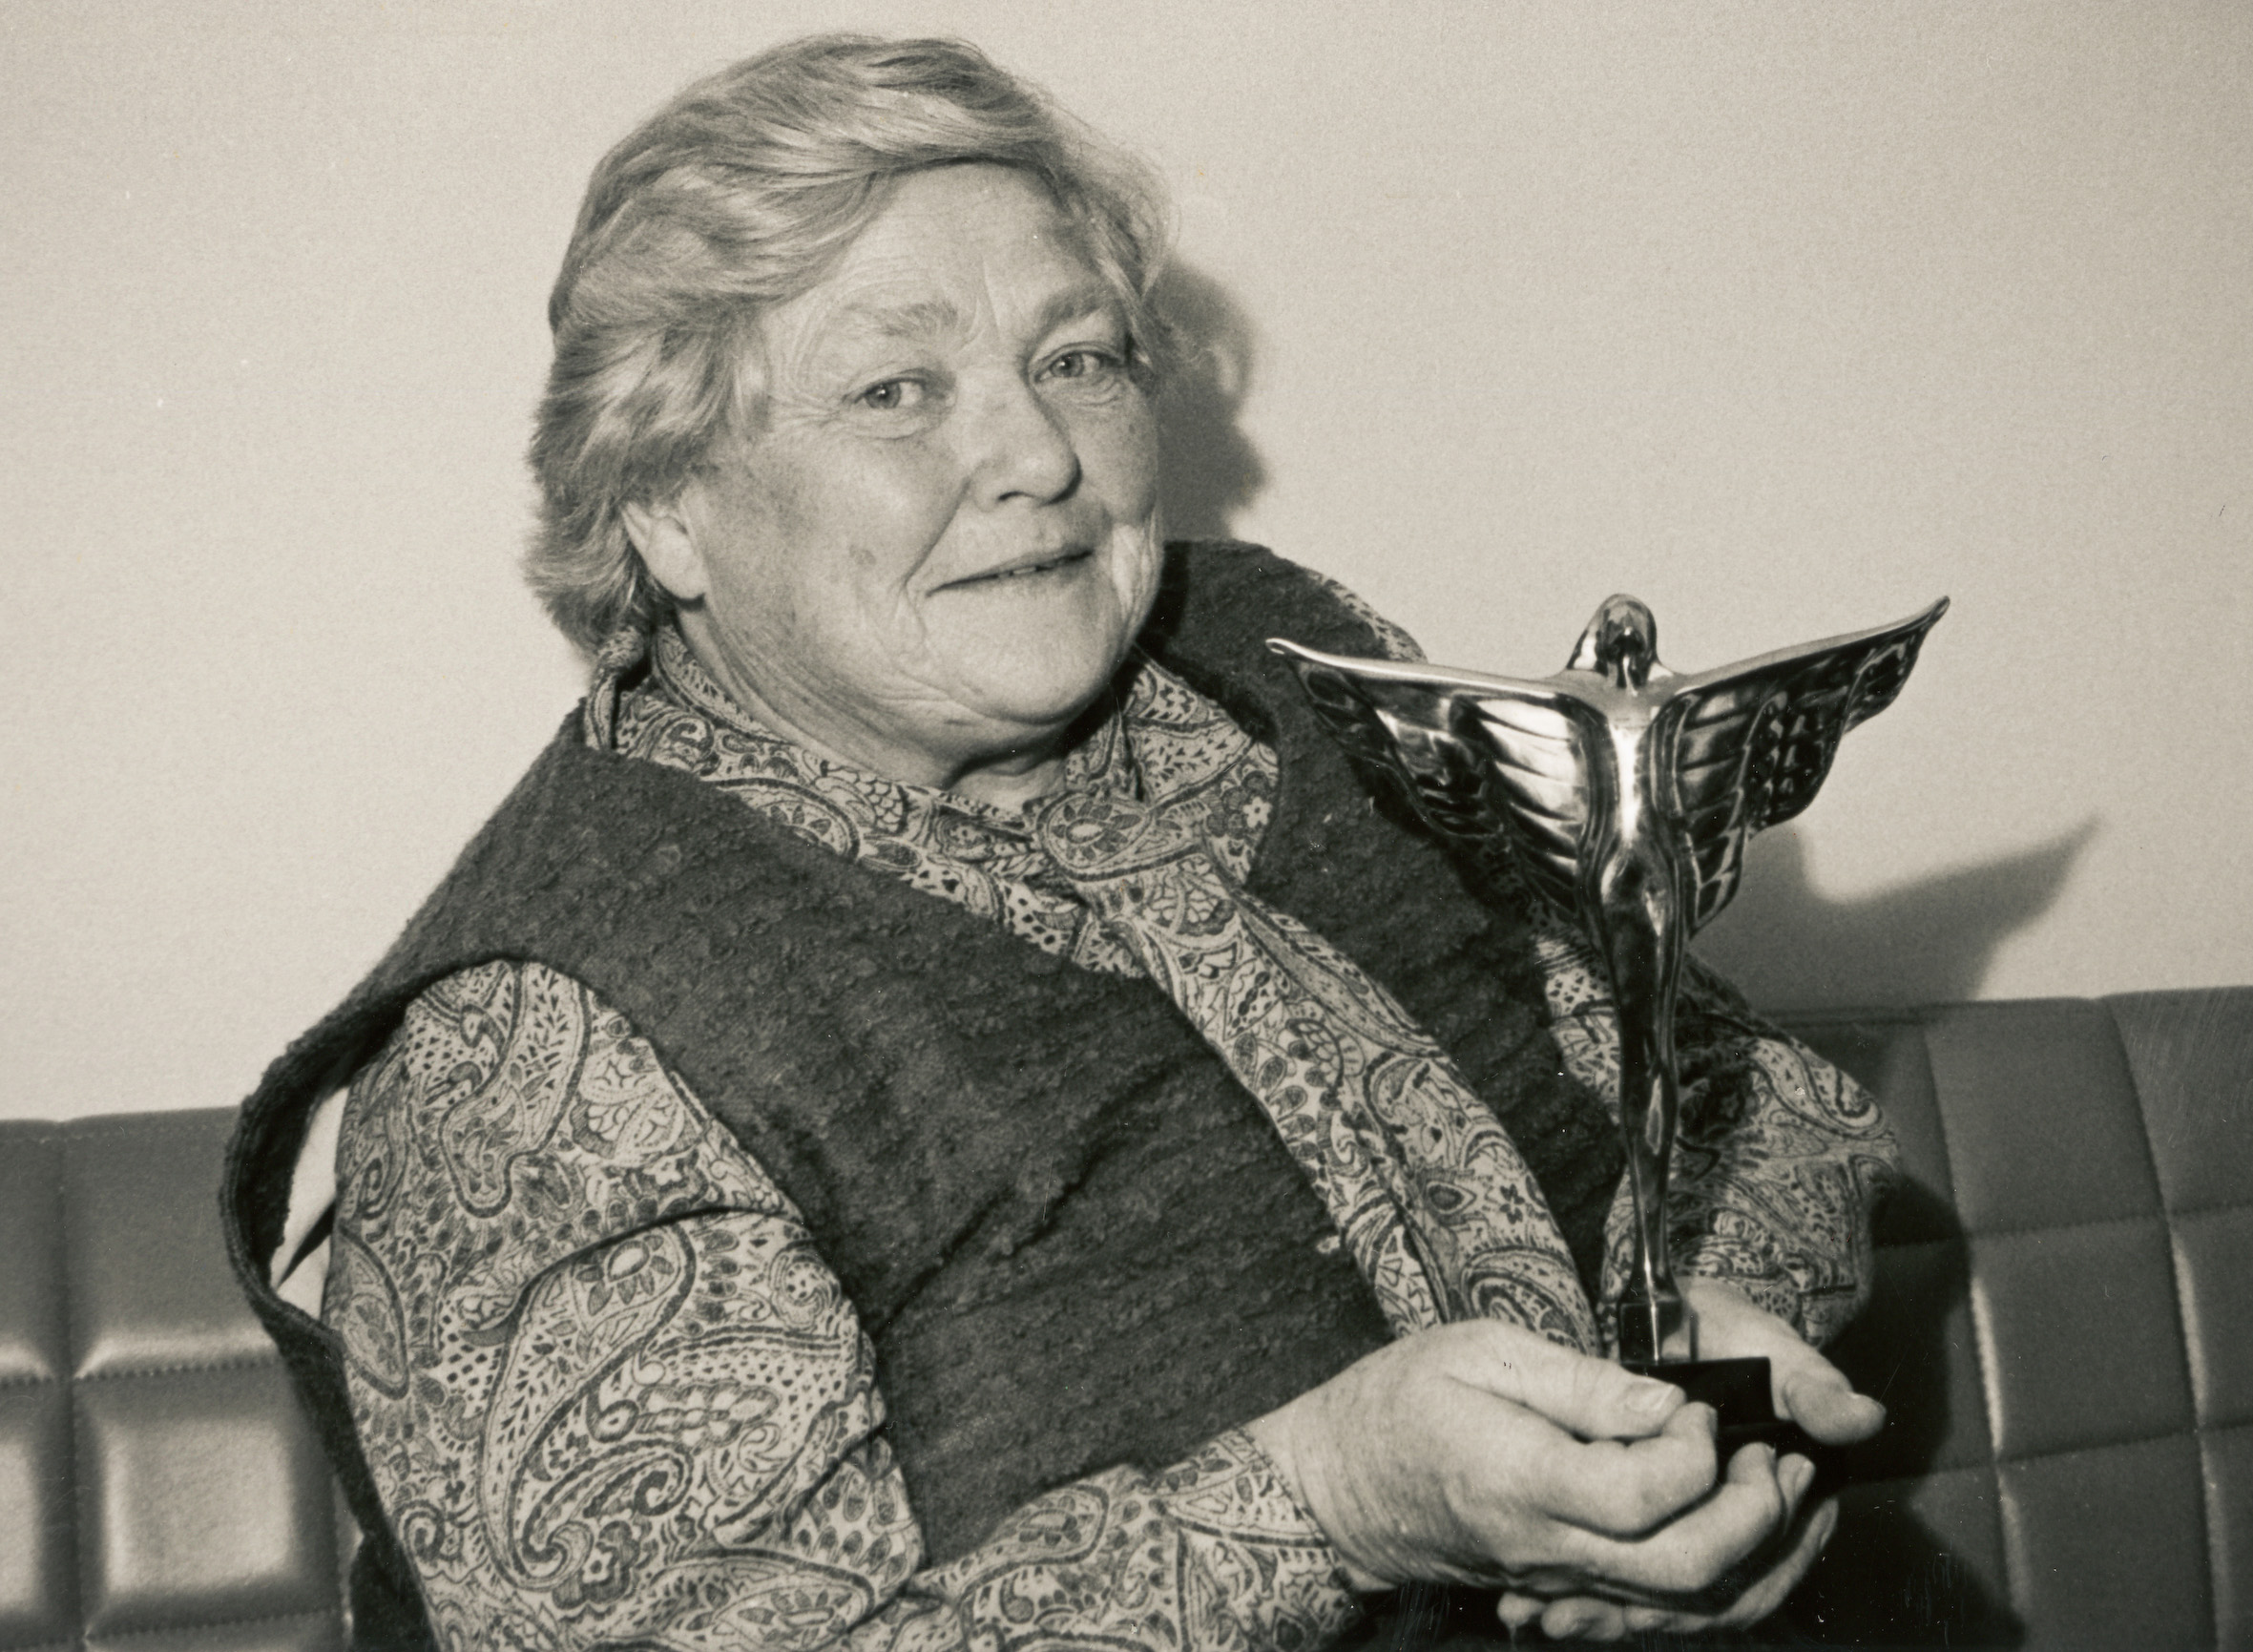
[222,543,1622,1648]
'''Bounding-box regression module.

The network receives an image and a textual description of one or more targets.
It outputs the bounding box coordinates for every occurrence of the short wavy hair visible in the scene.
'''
[526,34,1173,656]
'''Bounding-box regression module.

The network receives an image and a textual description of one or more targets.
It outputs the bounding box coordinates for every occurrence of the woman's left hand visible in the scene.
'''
[1493,1277,1887,1642]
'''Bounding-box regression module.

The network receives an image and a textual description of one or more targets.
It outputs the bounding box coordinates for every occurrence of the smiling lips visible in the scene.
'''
[954,546,1095,585]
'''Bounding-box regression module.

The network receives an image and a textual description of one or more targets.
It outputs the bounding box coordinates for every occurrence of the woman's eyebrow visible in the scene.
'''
[818,282,1120,362]
[1030,282,1125,338]
[861,282,1120,337]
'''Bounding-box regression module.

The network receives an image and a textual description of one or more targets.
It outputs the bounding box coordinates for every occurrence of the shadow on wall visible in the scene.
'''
[1692,819,2100,1010]
[1141,261,2079,1018]
[1152,263,1266,540]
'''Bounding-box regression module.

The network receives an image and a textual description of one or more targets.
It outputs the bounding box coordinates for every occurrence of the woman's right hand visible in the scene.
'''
[1243,1320,1802,1605]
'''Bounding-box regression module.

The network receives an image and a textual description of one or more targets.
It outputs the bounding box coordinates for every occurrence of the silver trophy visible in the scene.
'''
[1271,594,1946,1406]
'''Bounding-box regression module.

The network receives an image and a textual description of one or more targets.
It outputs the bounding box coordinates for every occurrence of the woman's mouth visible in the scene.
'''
[958,547,1095,585]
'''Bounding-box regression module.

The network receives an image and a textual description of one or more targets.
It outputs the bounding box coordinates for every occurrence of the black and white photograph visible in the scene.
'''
[3,4,2247,1646]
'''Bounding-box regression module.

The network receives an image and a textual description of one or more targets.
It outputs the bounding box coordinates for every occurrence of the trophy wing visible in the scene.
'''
[1267,639,1592,917]
[1455,692,1596,918]
[1662,597,1948,931]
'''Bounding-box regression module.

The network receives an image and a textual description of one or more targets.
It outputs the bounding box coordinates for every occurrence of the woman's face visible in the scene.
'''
[634,164,1163,799]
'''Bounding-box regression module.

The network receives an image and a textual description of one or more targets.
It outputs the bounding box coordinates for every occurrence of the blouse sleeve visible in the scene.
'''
[1660,956,1900,1344]
[324,957,1360,1652]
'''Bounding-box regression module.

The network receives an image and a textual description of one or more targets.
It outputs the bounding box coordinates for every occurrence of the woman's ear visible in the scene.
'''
[620,493,711,604]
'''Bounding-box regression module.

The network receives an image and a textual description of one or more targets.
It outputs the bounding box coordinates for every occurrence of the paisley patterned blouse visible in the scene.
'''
[313,596,1892,1651]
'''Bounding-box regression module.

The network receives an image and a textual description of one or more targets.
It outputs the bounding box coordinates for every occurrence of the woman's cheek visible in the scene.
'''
[1113,525,1164,629]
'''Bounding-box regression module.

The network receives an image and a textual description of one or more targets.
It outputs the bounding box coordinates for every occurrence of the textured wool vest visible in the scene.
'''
[223,543,1622,1646]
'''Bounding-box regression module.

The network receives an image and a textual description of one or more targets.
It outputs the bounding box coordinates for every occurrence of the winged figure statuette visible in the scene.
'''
[1270,594,1947,1362]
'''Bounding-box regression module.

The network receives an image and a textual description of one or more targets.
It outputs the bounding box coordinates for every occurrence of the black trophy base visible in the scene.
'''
[1622,1355,1817,1458]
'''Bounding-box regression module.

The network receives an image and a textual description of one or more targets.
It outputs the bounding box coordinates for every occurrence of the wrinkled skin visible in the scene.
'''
[623,164,1163,812]
[1247,1279,1884,1640]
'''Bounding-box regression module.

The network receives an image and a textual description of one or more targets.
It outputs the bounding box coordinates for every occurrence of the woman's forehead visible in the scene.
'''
[775,168,1120,357]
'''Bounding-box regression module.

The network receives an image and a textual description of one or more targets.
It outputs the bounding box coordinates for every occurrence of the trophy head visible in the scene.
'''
[1567,595,1660,689]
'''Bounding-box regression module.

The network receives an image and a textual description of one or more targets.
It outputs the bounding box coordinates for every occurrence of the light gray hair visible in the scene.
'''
[525,33,1173,656]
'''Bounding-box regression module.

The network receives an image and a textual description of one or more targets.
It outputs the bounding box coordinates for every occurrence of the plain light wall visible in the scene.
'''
[4,0,2246,1122]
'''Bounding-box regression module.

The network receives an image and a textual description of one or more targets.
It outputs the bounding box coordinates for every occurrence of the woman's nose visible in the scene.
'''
[965,376,1081,505]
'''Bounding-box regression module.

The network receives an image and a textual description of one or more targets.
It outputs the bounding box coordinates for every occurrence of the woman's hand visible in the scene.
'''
[1682,1276,1888,1449]
[1242,1320,1799,1604]
[1492,1277,1888,1640]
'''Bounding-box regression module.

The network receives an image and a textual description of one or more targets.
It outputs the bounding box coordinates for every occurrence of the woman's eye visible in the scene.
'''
[856,378,926,411]
[1043,347,1123,383]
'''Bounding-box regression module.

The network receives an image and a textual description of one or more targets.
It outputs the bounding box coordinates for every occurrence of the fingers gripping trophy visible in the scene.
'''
[1271,593,1947,1433]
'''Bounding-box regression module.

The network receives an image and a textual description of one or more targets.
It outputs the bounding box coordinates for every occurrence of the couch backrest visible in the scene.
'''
[0,987,2245,1650]
[1779,987,2252,1650]
[0,1109,349,1652]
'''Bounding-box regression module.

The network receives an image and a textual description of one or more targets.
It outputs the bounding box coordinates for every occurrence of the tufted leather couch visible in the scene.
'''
[1,987,2246,1651]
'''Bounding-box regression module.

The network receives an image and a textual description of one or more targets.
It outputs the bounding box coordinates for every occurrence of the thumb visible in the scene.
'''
[1444,1321,1687,1440]
[1780,1361,1887,1446]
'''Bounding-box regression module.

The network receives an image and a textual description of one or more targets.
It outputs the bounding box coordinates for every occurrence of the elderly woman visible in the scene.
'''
[224,33,1895,1650]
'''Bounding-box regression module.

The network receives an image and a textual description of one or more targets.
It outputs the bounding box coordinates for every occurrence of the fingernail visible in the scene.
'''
[1626,1377,1678,1415]
[1546,1602,1594,1638]
[1784,1454,1816,1501]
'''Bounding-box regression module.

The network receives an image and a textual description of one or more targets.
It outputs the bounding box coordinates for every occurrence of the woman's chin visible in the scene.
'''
[950,662,1122,746]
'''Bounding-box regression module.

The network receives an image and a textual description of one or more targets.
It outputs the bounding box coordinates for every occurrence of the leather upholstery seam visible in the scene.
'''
[1854,1414,2232,1483]
[2162,1194,2253,1221]
[52,1117,232,1139]
[79,1604,339,1642]
[58,1160,90,1652]
[0,1354,286,1391]
[1922,1023,2016,1618]
[2111,998,2223,1642]
[1992,1419,2221,1468]
[69,1352,284,1384]
[1954,1203,2250,1245]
